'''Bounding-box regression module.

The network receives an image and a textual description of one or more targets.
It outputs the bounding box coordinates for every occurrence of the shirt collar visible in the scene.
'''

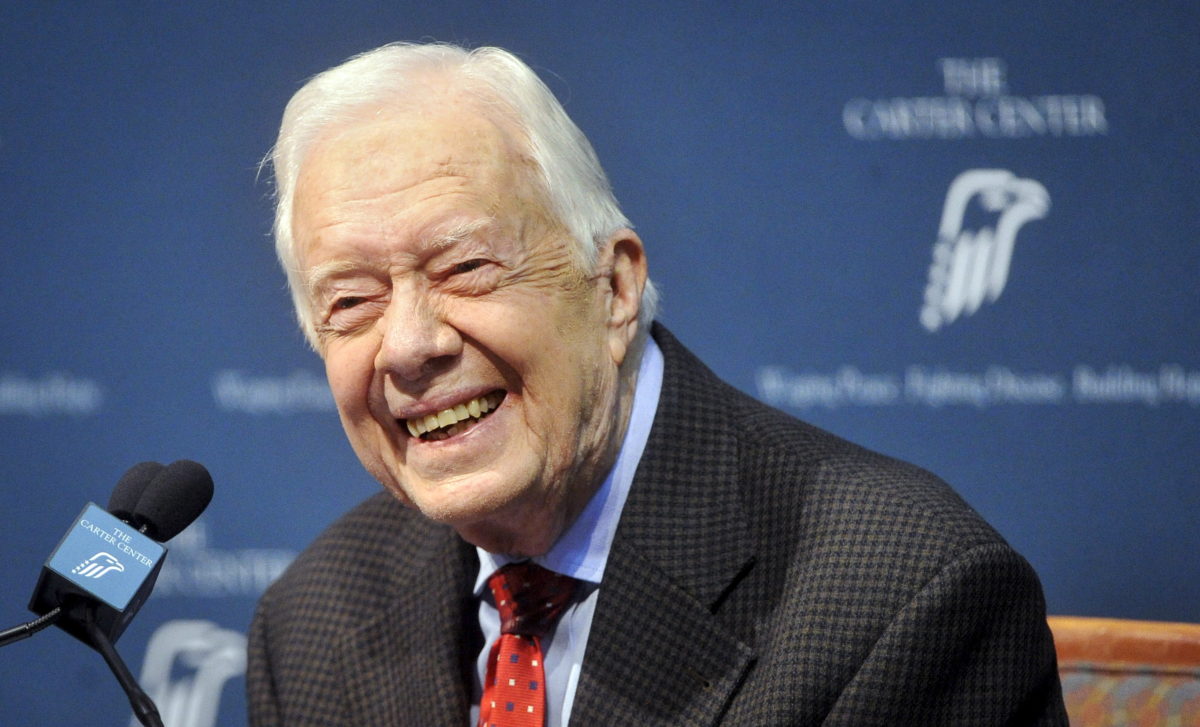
[474,336,664,594]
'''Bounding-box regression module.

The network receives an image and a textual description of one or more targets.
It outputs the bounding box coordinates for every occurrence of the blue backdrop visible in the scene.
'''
[2,3,1197,724]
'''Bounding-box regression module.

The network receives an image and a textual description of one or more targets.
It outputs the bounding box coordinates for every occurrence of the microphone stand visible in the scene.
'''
[1,604,163,726]
[83,603,164,727]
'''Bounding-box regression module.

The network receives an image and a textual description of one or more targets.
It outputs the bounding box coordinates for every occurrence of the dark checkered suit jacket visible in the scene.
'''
[247,325,1067,725]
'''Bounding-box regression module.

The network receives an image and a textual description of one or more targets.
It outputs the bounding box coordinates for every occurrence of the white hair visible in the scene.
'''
[267,42,659,348]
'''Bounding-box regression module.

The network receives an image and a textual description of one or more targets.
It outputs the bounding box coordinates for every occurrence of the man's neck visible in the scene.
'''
[475,334,664,574]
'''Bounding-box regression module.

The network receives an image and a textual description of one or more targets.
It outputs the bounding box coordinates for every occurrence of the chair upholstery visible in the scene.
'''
[1048,616,1200,726]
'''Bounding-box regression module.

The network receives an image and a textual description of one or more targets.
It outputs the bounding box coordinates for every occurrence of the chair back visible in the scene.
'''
[1049,616,1200,726]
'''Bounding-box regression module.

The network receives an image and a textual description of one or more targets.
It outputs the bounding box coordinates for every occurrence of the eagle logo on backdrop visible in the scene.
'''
[920,169,1050,332]
[132,620,246,727]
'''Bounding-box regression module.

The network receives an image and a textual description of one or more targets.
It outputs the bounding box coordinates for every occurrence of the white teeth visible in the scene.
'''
[406,392,504,438]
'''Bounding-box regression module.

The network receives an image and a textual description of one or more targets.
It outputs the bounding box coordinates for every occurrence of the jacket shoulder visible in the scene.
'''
[247,493,462,725]
[653,323,1003,560]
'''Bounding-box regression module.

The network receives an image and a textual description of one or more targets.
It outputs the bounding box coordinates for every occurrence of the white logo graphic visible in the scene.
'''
[920,169,1050,331]
[71,552,125,579]
[133,620,247,727]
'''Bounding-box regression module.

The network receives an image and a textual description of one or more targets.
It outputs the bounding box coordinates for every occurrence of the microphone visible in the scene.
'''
[112,459,214,542]
[0,459,213,727]
[26,459,213,647]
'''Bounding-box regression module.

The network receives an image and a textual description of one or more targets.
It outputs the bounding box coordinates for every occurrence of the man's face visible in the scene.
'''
[291,101,638,554]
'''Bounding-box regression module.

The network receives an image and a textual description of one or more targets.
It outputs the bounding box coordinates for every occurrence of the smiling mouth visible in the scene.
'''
[403,391,506,441]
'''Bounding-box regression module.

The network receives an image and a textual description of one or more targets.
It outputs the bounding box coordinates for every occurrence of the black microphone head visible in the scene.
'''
[131,459,214,541]
[107,461,165,522]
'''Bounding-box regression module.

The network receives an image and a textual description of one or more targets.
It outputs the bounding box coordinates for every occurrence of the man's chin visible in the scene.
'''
[398,474,523,525]
[400,477,560,555]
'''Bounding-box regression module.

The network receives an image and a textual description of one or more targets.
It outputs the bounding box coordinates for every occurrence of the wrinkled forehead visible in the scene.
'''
[290,99,556,259]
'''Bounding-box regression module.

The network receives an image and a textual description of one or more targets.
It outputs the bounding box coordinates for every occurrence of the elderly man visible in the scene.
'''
[248,43,1066,726]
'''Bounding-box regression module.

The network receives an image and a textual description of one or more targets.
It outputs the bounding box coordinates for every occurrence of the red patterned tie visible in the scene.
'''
[478,562,579,727]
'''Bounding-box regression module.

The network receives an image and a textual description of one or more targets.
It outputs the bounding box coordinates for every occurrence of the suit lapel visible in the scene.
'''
[336,527,479,726]
[570,326,757,726]
[570,540,755,726]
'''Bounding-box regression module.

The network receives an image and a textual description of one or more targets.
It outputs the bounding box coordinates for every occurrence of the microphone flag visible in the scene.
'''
[29,503,167,646]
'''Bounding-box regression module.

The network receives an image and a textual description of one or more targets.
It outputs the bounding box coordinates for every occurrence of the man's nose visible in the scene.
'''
[374,290,462,382]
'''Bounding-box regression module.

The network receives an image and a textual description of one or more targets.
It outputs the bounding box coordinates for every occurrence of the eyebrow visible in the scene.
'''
[304,259,364,298]
[421,217,496,250]
[303,217,498,296]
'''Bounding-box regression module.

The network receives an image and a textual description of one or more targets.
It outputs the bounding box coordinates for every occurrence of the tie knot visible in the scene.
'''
[486,562,579,638]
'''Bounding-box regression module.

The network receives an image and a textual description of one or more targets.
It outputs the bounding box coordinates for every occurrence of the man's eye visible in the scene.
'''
[451,259,487,274]
[334,296,366,310]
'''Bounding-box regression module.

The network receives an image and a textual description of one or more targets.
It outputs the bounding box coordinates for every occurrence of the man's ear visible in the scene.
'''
[601,229,648,366]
